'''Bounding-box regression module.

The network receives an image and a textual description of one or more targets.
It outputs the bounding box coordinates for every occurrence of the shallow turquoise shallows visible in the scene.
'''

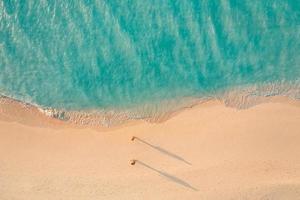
[1,0,300,111]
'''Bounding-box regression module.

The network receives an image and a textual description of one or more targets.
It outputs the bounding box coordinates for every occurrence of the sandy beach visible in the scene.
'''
[1,97,300,199]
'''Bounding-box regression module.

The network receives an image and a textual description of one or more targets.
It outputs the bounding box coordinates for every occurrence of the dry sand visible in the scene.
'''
[1,97,300,199]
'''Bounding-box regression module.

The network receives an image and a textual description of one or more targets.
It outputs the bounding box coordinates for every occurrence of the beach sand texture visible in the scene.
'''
[1,97,300,199]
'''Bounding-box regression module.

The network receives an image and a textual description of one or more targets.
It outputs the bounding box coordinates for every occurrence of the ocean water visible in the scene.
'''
[1,1,300,124]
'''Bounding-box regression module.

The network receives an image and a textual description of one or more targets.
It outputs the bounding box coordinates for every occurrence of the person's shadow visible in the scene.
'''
[135,160,198,191]
[132,137,192,165]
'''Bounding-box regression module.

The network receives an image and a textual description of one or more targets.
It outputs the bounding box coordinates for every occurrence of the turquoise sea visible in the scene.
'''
[1,1,300,124]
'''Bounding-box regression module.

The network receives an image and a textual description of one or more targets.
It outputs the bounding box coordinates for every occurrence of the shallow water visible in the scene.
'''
[1,1,300,124]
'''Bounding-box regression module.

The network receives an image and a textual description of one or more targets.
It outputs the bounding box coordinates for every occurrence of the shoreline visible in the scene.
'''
[1,94,300,130]
[1,79,300,128]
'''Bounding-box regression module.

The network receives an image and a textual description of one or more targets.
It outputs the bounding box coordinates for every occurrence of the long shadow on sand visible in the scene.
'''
[133,137,191,165]
[136,160,198,191]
